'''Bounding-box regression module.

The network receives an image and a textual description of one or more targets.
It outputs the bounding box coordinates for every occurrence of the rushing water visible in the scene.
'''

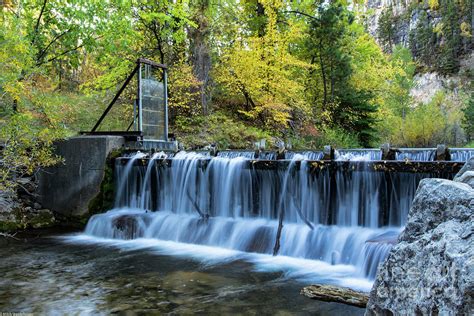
[395,149,435,161]
[61,151,454,296]
[216,148,474,162]
[0,232,363,314]
[450,148,474,162]
[335,149,382,161]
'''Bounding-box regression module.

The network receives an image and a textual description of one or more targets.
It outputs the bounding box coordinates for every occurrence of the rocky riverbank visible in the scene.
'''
[366,158,474,315]
[0,177,56,233]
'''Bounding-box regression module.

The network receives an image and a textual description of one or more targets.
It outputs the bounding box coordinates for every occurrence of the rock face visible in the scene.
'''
[366,158,474,315]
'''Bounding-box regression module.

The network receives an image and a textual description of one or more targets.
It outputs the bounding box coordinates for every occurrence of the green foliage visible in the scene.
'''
[303,1,380,146]
[378,6,396,50]
[288,123,360,149]
[384,45,415,116]
[0,0,472,183]
[438,0,462,74]
[135,0,194,64]
[215,0,309,132]
[409,9,436,69]
[462,93,474,142]
[404,0,469,74]
[168,56,203,119]
[0,112,64,193]
[383,91,467,147]
[174,112,271,149]
[0,0,136,192]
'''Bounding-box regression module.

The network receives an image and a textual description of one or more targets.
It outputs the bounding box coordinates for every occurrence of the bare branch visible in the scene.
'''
[282,10,319,22]
[36,28,71,62]
[36,36,102,67]
[0,232,21,241]
[31,0,48,45]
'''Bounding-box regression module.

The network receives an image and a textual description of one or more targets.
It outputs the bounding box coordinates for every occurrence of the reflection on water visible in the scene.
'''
[0,232,364,315]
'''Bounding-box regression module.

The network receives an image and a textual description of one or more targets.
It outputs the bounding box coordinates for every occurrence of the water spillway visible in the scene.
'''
[81,151,462,290]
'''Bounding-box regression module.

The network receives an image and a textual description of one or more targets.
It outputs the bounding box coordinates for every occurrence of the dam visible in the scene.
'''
[63,146,468,291]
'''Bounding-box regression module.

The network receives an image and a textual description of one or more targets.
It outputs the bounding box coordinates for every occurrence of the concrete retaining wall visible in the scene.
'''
[38,136,125,217]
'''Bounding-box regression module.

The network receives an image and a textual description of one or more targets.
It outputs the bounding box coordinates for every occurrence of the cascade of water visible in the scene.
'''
[114,152,147,208]
[450,149,474,162]
[85,210,399,279]
[80,150,450,285]
[396,149,435,161]
[217,151,255,159]
[115,153,426,227]
[285,151,324,160]
[139,152,168,210]
[258,152,277,160]
[335,150,382,161]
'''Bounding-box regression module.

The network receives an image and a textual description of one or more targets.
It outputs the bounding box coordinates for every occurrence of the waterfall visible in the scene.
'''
[217,151,255,159]
[79,150,452,289]
[335,149,382,161]
[285,151,324,160]
[114,152,147,208]
[396,149,435,161]
[450,149,474,162]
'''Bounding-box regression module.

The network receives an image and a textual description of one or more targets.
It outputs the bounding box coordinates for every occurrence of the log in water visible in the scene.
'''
[301,284,369,308]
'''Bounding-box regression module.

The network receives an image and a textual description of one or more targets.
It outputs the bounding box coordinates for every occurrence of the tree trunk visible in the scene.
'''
[189,0,211,115]
[318,41,327,108]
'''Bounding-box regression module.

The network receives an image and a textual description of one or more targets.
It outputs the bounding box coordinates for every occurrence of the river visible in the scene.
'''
[0,230,363,315]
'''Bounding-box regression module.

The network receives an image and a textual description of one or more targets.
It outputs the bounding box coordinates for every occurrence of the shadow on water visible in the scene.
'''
[0,231,364,315]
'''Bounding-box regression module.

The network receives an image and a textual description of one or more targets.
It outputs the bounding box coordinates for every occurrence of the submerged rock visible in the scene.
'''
[111,215,147,239]
[366,158,474,315]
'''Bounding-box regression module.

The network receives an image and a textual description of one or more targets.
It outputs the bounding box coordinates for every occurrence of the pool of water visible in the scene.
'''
[0,230,364,315]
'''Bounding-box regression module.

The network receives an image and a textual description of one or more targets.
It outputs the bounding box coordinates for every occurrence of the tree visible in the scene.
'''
[302,1,379,146]
[378,5,396,51]
[215,0,309,133]
[188,0,212,115]
[409,9,436,69]
[134,0,192,64]
[462,93,474,142]
[0,0,135,191]
[168,56,203,122]
[438,0,462,74]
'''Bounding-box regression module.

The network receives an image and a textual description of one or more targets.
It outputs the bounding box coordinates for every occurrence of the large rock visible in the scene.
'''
[0,191,56,232]
[454,157,474,189]
[366,160,474,315]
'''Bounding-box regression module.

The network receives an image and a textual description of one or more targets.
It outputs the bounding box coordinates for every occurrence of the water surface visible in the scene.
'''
[0,232,364,315]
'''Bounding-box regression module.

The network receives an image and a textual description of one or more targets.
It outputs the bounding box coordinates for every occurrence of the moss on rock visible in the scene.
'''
[87,149,123,217]
[0,207,56,233]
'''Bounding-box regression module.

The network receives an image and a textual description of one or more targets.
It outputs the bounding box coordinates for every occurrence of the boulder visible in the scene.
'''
[454,157,474,188]
[0,192,21,232]
[455,171,474,189]
[0,190,56,232]
[112,215,144,239]
[366,169,474,315]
